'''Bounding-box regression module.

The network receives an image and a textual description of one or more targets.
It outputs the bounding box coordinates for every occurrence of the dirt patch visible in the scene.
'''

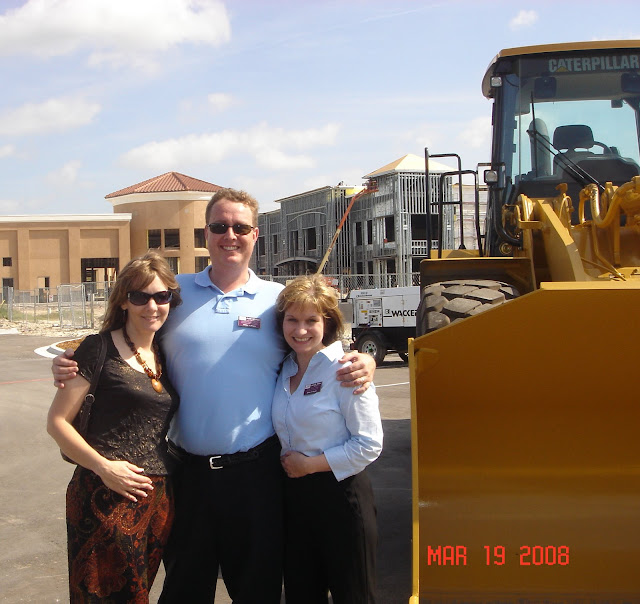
[55,338,86,351]
[0,318,94,341]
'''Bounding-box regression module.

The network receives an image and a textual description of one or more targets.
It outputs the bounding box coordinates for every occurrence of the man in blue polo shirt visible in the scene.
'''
[53,188,376,603]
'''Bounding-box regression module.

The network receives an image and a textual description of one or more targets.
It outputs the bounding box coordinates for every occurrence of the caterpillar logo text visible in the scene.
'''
[548,54,639,73]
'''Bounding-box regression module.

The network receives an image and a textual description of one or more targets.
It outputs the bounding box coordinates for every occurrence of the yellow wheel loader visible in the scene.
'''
[410,40,640,602]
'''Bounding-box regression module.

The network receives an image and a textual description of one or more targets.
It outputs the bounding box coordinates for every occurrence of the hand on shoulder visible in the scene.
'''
[336,351,376,394]
[52,348,78,388]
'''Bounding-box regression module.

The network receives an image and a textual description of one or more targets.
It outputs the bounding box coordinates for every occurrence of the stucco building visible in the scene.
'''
[1,172,221,292]
[106,171,221,275]
[0,214,131,292]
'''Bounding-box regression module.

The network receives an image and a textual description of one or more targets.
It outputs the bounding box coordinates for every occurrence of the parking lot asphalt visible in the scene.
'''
[0,334,412,603]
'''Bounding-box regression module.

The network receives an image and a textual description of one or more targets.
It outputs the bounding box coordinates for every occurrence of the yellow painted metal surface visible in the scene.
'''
[512,184,640,284]
[409,283,640,602]
[481,39,640,98]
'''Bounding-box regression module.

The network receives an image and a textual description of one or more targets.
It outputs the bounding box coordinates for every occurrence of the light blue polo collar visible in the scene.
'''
[194,267,260,296]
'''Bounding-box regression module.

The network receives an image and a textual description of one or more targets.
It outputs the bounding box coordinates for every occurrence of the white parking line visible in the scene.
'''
[376,382,409,388]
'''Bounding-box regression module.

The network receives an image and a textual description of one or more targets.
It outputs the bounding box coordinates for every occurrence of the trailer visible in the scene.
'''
[347,286,419,365]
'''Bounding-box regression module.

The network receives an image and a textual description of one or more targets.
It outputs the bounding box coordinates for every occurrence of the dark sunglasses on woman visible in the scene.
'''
[207,222,255,235]
[127,290,173,306]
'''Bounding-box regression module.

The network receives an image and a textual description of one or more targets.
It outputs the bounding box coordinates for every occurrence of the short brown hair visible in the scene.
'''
[275,274,345,346]
[101,251,182,333]
[205,188,259,226]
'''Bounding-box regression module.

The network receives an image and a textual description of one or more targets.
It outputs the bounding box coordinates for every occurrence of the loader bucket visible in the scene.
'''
[409,281,640,602]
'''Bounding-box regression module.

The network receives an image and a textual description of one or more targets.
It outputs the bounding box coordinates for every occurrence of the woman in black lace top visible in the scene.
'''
[47,251,181,603]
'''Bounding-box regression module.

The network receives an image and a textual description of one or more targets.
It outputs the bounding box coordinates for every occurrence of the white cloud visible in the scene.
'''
[301,174,333,191]
[339,168,367,187]
[403,115,490,161]
[0,0,231,72]
[178,93,235,121]
[509,9,538,30]
[47,160,82,186]
[0,197,52,214]
[303,168,365,191]
[399,122,442,153]
[208,93,234,113]
[255,148,313,170]
[0,199,21,213]
[0,144,16,158]
[0,97,101,136]
[87,51,163,75]
[120,122,340,171]
[457,116,491,150]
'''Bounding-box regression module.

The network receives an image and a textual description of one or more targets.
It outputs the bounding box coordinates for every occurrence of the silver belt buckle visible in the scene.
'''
[209,455,223,470]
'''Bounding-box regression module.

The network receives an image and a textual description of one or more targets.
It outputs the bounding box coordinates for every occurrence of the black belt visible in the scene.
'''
[168,434,279,470]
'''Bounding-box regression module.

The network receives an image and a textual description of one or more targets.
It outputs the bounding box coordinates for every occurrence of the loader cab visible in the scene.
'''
[483,41,640,256]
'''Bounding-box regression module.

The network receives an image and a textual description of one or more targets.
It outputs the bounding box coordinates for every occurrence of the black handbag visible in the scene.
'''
[61,333,107,464]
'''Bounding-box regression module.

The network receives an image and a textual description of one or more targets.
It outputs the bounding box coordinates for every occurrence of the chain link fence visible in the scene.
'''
[265,272,420,298]
[1,283,110,329]
[1,274,419,329]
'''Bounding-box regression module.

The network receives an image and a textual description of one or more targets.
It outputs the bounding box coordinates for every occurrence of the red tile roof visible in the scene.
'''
[105,172,223,198]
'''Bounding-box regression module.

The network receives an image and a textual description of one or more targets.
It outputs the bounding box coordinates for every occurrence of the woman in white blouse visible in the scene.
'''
[271,274,383,604]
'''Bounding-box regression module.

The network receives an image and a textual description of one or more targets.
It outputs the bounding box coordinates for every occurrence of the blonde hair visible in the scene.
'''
[205,188,259,226]
[275,274,345,346]
[101,251,181,333]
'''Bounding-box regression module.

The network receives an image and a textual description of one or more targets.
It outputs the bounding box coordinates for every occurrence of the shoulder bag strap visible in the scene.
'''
[74,333,107,436]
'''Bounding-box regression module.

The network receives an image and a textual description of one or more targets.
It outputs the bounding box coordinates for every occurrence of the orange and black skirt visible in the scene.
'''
[66,466,173,603]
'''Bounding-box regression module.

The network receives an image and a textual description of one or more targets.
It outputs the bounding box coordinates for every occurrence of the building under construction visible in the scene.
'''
[253,154,457,289]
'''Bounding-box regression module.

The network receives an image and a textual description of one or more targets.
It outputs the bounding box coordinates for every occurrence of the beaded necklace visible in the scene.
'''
[122,325,163,393]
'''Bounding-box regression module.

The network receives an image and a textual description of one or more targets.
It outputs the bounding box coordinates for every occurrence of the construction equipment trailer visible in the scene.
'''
[409,40,640,602]
[348,286,419,364]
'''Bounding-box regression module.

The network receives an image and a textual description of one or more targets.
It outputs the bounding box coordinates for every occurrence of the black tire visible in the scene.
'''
[357,332,387,366]
[416,279,520,337]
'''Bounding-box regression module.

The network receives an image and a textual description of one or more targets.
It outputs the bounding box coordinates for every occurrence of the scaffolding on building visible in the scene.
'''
[255,186,357,277]
[253,160,456,287]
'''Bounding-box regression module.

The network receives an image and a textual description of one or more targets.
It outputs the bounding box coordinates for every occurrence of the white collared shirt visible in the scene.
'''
[272,340,383,481]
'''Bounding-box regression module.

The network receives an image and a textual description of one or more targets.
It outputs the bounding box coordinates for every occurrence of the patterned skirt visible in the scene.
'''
[66,466,174,603]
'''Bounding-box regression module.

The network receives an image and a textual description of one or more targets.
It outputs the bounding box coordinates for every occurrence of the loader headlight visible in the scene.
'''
[484,164,506,189]
[484,169,498,184]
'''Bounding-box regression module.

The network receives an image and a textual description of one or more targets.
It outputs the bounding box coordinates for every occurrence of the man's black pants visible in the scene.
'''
[159,439,284,603]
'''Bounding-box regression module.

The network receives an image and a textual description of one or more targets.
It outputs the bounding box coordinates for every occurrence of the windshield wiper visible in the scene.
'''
[526,127,605,193]
[528,94,605,193]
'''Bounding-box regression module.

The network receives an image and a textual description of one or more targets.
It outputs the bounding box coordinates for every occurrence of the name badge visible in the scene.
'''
[238,316,261,329]
[304,382,323,395]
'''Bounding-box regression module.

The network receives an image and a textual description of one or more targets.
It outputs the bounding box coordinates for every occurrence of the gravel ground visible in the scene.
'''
[0,317,93,350]
[0,318,355,355]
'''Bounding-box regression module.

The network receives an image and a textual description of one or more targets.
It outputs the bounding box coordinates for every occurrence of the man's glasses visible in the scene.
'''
[128,290,173,306]
[207,222,255,236]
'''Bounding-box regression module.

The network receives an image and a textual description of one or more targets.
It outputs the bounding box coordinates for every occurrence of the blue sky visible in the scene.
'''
[1,0,638,216]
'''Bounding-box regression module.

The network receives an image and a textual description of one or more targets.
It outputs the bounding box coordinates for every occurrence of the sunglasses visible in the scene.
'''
[127,290,173,306]
[207,222,255,236]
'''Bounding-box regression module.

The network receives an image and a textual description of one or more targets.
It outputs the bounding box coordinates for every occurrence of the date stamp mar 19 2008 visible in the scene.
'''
[426,545,570,566]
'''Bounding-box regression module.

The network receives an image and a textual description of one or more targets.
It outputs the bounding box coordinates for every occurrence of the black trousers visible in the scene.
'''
[283,470,378,604]
[159,441,284,604]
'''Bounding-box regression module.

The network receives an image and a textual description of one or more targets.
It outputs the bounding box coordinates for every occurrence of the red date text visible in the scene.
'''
[425,545,570,566]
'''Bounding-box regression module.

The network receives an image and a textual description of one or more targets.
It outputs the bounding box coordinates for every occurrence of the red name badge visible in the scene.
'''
[238,316,261,328]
